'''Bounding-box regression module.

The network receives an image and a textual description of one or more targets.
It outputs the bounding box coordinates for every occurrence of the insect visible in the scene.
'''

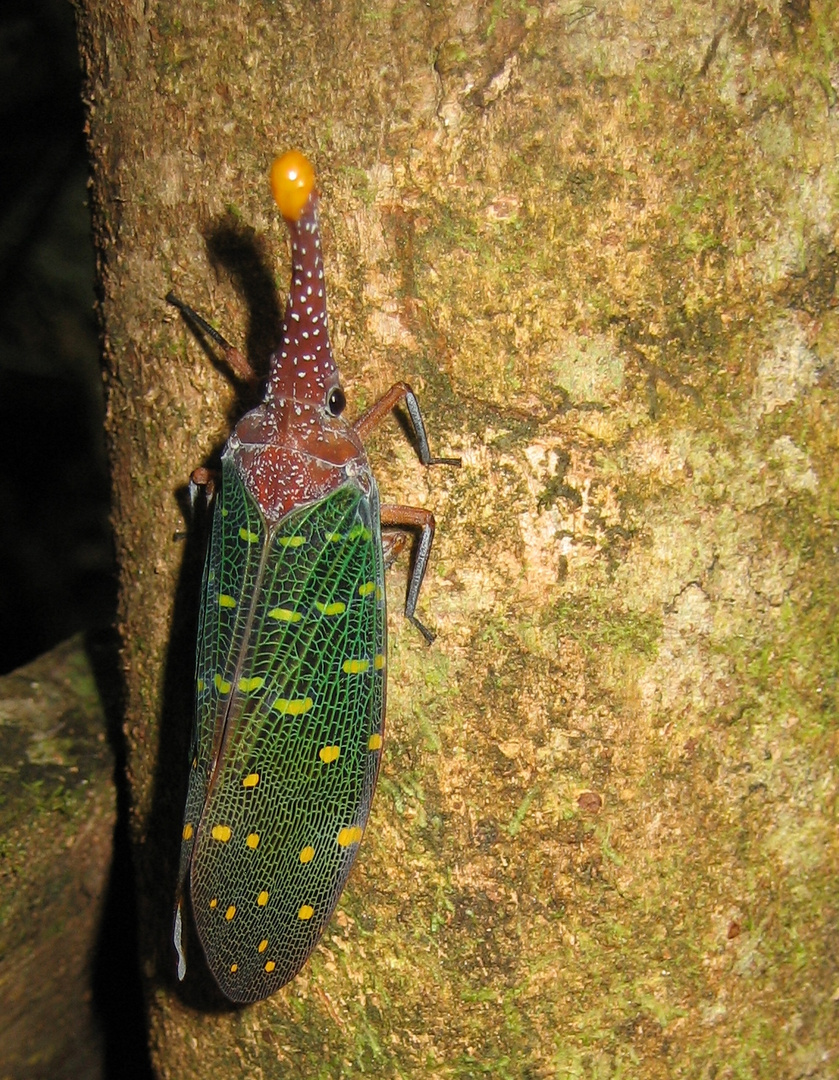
[170,150,459,1004]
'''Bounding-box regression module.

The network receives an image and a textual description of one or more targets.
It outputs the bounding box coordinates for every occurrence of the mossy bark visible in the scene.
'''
[75,0,838,1076]
[0,637,116,1080]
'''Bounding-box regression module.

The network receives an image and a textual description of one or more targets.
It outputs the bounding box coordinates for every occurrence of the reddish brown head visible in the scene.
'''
[267,151,342,410]
[229,151,365,524]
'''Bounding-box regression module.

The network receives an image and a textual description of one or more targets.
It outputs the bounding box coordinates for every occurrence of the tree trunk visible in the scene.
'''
[74,0,838,1075]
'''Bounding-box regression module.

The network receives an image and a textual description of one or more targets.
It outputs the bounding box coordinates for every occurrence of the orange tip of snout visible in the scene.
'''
[270,150,316,222]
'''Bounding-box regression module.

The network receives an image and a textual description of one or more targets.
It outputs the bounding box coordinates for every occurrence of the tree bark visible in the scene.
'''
[0,637,116,1080]
[75,0,838,1076]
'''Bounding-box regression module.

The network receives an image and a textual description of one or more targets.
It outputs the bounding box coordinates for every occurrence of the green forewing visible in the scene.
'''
[178,455,386,1002]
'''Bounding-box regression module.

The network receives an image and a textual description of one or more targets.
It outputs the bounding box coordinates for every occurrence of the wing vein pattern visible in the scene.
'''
[178,455,386,1002]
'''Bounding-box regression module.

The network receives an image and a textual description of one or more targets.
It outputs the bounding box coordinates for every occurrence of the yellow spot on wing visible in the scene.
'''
[358,581,376,597]
[211,824,232,842]
[342,659,370,674]
[214,674,232,694]
[374,653,385,670]
[265,959,276,972]
[315,600,346,616]
[209,898,218,909]
[257,890,269,907]
[238,677,264,692]
[318,745,340,764]
[246,833,259,849]
[219,594,236,608]
[298,904,314,920]
[196,678,205,691]
[337,826,363,846]
[299,845,315,863]
[225,905,236,921]
[182,823,194,841]
[279,535,305,548]
[239,527,260,542]
[274,696,313,715]
[230,963,238,973]
[242,772,259,788]
[326,532,342,542]
[368,733,383,751]
[258,939,268,953]
[268,607,302,622]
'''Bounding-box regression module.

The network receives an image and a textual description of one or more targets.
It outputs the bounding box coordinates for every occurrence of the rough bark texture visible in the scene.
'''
[75,0,837,1076]
[0,636,115,1080]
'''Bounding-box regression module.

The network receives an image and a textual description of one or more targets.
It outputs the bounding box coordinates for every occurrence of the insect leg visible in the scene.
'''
[166,291,260,390]
[380,503,440,644]
[189,465,219,505]
[353,382,461,468]
[172,467,219,540]
[381,530,409,569]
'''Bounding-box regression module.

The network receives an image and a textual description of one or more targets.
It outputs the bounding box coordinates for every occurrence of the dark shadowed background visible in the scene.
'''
[0,0,113,676]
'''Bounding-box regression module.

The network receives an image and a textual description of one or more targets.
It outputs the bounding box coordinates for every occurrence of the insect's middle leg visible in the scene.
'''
[380,503,438,644]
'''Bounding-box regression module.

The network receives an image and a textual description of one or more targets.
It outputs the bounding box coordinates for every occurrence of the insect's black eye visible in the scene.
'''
[326,386,346,417]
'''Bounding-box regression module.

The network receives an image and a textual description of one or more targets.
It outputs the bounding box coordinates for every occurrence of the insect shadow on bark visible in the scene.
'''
[89,625,155,1078]
[205,211,284,390]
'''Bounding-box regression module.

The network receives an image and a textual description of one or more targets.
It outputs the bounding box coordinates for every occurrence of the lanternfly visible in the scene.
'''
[169,151,459,1004]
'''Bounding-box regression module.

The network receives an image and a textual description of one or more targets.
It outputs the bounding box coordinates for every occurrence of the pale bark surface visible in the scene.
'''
[75,0,838,1076]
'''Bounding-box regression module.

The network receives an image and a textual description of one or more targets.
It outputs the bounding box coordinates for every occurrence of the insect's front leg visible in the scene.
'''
[166,292,260,390]
[353,381,461,468]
